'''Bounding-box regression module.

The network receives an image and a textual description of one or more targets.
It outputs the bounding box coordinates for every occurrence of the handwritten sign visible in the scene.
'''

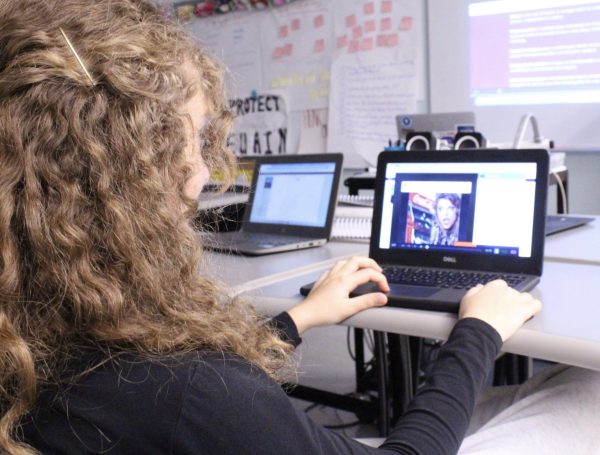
[227,94,288,156]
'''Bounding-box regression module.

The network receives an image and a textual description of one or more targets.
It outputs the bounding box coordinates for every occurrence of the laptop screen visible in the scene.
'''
[377,161,538,258]
[248,161,337,228]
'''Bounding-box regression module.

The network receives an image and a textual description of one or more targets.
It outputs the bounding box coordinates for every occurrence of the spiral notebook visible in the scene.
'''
[331,205,372,242]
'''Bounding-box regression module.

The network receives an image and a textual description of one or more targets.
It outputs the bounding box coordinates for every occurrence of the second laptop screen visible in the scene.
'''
[249,162,336,227]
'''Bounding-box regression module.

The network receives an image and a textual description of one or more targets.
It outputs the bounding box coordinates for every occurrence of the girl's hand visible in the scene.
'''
[287,257,389,335]
[459,280,542,342]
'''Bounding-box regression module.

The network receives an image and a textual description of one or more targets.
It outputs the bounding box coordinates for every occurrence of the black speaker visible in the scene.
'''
[453,131,486,149]
[405,132,440,151]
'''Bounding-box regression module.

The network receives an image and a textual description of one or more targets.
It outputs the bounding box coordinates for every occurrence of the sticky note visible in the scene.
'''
[346,14,356,28]
[352,25,362,39]
[364,2,375,15]
[360,37,373,51]
[365,19,376,33]
[278,25,288,38]
[380,17,392,31]
[314,14,324,28]
[314,38,325,53]
[283,43,293,56]
[304,73,317,84]
[387,33,399,47]
[376,34,387,47]
[349,39,359,53]
[400,16,412,30]
[336,35,348,49]
[291,18,300,30]
[381,0,392,13]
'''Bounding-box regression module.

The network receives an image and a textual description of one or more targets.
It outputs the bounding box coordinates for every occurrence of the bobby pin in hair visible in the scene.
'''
[59,27,96,86]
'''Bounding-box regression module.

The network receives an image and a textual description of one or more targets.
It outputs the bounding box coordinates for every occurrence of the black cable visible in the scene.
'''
[346,326,356,361]
[303,402,321,413]
[365,329,375,352]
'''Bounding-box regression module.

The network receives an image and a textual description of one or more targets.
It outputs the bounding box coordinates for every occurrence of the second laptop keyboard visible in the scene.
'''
[382,266,526,289]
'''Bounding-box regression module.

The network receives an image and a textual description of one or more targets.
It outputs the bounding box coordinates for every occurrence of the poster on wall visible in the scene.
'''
[259,0,334,111]
[327,0,422,167]
[227,93,289,155]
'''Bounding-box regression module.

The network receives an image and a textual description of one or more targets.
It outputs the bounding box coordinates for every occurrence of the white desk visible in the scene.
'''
[246,259,600,371]
[544,215,599,265]
[201,241,367,294]
[205,219,600,372]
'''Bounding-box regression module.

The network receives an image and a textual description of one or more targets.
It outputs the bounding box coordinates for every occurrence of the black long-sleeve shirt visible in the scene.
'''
[22,313,501,454]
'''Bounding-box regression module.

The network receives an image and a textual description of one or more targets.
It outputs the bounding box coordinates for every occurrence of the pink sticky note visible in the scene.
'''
[400,16,413,30]
[314,14,324,28]
[273,47,283,59]
[364,2,375,15]
[381,0,392,13]
[314,38,325,53]
[380,17,392,31]
[336,35,348,49]
[345,14,356,28]
[352,25,362,39]
[349,39,359,53]
[278,25,288,38]
[283,43,293,56]
[360,37,373,51]
[376,34,387,47]
[387,33,399,47]
[291,18,300,30]
[365,19,376,33]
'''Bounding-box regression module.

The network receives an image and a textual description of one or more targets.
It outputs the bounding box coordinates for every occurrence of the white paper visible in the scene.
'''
[259,0,334,111]
[187,13,263,99]
[327,0,422,167]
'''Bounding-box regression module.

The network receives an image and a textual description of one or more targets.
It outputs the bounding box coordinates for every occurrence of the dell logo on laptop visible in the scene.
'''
[443,256,457,264]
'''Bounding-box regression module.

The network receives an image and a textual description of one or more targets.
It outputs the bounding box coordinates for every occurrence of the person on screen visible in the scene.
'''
[1,2,599,454]
[431,193,461,246]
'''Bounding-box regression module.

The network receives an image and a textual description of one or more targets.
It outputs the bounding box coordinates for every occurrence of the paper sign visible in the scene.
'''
[228,94,288,156]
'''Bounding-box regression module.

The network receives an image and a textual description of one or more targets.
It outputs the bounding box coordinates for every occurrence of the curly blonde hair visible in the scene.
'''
[0,1,291,453]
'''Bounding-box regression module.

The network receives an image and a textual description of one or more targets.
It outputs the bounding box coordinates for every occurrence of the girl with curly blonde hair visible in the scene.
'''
[3,1,595,455]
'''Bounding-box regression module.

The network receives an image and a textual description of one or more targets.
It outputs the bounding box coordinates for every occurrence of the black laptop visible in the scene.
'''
[545,215,594,236]
[204,153,343,255]
[301,149,549,312]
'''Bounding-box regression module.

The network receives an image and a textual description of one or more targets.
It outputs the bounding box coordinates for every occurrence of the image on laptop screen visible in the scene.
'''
[378,161,538,258]
[249,162,337,228]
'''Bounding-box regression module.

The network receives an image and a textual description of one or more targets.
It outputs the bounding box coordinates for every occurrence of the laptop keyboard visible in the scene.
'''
[382,266,526,289]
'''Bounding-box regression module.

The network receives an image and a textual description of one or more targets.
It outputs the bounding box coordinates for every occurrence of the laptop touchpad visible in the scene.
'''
[388,284,439,298]
[352,283,438,298]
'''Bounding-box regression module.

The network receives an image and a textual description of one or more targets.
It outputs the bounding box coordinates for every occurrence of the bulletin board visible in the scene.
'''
[178,0,426,167]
